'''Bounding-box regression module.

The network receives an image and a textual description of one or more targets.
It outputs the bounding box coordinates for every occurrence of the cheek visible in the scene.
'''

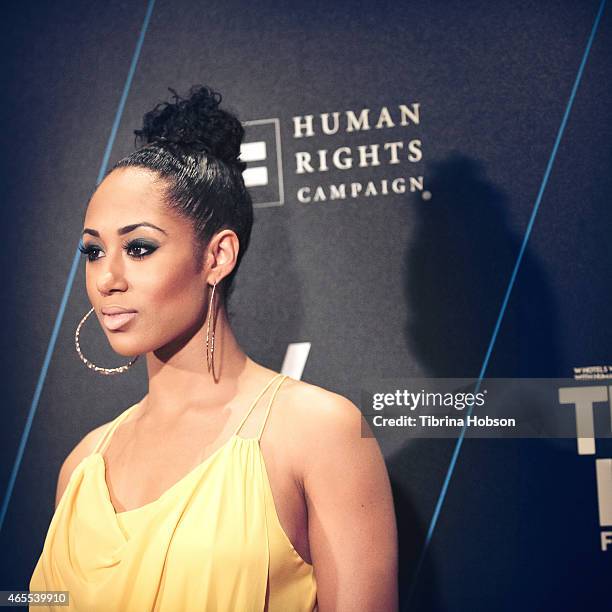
[85,271,99,305]
[137,268,206,340]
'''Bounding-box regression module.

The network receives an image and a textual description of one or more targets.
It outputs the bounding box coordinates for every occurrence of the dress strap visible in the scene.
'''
[256,374,288,441]
[233,373,287,438]
[91,402,140,455]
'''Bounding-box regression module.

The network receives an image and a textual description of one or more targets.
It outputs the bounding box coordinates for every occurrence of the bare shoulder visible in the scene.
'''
[277,377,378,478]
[54,420,113,509]
[280,376,364,434]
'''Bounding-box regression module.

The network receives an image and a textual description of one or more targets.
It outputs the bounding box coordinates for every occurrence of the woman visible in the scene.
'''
[29,85,398,611]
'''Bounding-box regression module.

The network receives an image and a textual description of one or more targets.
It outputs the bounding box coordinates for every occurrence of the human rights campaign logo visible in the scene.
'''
[241,118,284,208]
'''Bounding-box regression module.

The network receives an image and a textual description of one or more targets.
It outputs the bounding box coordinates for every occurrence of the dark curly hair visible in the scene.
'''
[109,84,253,309]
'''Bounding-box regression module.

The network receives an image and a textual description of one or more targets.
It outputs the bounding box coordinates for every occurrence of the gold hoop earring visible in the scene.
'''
[75,307,139,375]
[205,280,218,373]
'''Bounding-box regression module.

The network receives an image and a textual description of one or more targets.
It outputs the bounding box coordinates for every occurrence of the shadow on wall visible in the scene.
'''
[387,152,561,611]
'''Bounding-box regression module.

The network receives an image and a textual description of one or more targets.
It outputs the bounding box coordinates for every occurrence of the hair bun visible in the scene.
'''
[134,85,245,168]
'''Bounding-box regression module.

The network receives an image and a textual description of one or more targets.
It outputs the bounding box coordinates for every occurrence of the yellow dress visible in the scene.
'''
[29,373,317,611]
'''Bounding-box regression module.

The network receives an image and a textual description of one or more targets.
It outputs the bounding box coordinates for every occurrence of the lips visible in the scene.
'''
[101,307,138,331]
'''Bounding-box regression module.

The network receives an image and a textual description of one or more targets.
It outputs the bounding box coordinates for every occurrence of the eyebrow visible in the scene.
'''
[81,222,168,237]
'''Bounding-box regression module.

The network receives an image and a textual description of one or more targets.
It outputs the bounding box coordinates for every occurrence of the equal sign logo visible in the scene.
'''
[241,118,284,208]
[241,141,269,187]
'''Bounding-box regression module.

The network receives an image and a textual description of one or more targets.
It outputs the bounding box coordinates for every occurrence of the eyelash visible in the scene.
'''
[78,239,157,262]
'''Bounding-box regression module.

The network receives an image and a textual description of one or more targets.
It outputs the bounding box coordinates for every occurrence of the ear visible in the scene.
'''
[203,229,239,284]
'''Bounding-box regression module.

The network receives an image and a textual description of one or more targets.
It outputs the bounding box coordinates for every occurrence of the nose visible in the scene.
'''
[95,253,129,295]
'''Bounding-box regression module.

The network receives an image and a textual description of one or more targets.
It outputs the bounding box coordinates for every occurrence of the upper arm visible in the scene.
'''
[299,392,398,612]
[55,422,110,510]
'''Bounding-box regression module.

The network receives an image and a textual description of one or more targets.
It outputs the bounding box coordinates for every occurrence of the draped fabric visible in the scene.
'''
[30,373,317,611]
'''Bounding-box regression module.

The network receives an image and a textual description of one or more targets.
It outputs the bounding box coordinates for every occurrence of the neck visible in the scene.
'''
[142,304,255,418]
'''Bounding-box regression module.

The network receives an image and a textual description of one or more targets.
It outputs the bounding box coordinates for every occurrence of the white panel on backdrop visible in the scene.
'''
[281,343,311,381]
[596,459,612,527]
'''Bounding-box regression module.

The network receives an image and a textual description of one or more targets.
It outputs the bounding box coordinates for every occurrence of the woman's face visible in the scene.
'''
[81,166,209,358]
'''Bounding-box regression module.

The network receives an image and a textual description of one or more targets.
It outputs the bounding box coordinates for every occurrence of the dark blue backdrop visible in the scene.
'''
[1,1,611,610]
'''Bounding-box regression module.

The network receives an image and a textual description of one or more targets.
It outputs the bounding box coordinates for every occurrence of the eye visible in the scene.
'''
[124,239,158,259]
[78,242,102,262]
[78,240,158,262]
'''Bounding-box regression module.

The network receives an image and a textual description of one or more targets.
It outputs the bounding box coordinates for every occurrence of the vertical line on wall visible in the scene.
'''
[0,0,158,535]
[406,0,608,606]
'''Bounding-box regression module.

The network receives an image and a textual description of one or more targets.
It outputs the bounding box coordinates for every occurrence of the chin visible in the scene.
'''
[107,338,145,358]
